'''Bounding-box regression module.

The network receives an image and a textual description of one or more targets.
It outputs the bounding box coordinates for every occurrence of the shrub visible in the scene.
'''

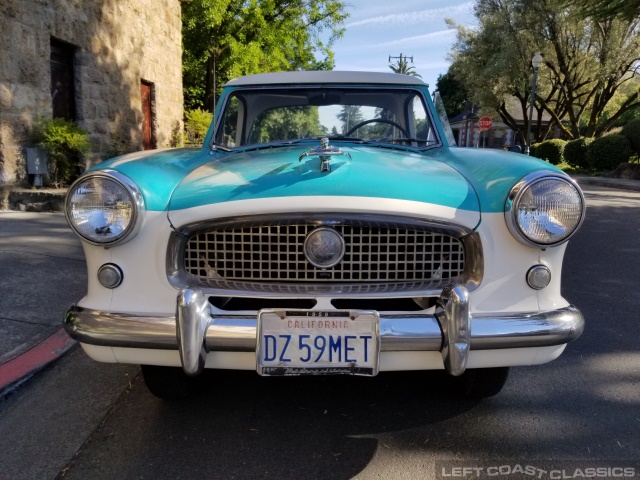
[621,118,640,153]
[586,134,634,171]
[533,139,567,165]
[185,108,213,145]
[529,142,540,157]
[564,137,594,169]
[31,117,91,186]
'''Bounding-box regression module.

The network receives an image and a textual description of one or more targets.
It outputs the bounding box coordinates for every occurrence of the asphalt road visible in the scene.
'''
[0,186,639,480]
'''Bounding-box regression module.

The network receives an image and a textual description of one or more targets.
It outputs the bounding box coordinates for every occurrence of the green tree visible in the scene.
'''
[448,0,640,145]
[561,0,640,21]
[249,106,325,143]
[182,0,348,111]
[388,54,422,77]
[436,71,469,117]
[337,106,364,135]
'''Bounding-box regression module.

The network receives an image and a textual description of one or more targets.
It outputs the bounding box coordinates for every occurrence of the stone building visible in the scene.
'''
[0,0,185,186]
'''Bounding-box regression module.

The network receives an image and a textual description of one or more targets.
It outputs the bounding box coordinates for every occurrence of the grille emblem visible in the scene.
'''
[303,227,345,269]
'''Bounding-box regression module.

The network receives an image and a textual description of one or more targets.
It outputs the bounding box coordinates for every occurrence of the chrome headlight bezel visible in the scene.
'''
[505,171,585,248]
[65,170,145,247]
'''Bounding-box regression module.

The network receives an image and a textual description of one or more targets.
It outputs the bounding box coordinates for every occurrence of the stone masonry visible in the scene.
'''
[0,0,184,185]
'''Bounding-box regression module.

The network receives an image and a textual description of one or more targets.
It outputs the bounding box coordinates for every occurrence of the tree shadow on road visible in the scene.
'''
[62,370,481,479]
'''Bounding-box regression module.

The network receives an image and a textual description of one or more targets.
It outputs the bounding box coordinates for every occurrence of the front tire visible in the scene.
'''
[141,365,206,401]
[451,367,510,398]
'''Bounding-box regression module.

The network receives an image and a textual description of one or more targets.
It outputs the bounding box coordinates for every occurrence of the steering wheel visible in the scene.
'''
[344,119,410,138]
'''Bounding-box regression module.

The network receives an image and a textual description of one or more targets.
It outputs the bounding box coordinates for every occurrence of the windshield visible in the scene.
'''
[214,87,439,149]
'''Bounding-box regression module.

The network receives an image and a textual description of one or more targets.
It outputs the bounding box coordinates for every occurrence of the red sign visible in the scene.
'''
[478,116,493,131]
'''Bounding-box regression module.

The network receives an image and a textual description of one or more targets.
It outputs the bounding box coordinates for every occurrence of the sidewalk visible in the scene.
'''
[573,175,640,192]
[0,212,85,396]
[0,176,639,397]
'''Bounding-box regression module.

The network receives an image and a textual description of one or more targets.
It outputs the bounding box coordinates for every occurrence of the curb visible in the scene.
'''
[0,186,66,212]
[573,176,640,193]
[0,328,77,397]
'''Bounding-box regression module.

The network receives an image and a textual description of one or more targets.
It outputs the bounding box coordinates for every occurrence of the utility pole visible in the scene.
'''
[388,54,421,78]
[388,53,414,67]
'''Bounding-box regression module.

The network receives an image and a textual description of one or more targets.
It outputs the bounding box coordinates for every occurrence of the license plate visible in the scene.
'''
[256,309,380,376]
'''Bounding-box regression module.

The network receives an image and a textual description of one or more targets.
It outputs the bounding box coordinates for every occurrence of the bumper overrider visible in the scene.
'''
[64,284,584,377]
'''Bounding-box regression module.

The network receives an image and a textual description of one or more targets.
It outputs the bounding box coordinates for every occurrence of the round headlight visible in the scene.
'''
[506,172,585,247]
[65,171,143,245]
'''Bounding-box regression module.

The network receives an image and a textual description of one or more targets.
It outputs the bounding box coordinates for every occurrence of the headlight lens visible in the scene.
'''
[506,173,585,247]
[66,172,142,245]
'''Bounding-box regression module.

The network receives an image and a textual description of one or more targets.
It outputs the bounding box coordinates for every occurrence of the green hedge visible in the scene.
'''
[31,117,90,186]
[564,137,593,169]
[529,143,540,157]
[586,134,634,171]
[533,139,567,165]
[621,118,640,154]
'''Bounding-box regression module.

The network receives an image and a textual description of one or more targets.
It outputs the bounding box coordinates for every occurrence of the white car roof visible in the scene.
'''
[225,71,428,87]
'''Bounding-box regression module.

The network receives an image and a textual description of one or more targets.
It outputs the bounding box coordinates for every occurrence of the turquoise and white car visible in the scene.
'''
[64,71,585,399]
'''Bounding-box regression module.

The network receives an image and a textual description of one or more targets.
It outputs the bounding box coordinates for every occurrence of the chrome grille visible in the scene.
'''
[184,224,465,285]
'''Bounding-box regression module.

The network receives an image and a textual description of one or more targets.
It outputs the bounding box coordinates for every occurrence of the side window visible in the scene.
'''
[432,91,456,146]
[219,96,240,147]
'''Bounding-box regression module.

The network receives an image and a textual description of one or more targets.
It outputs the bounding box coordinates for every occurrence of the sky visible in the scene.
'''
[329,0,477,90]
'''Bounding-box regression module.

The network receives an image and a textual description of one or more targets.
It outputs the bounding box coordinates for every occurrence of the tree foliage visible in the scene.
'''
[182,0,348,111]
[250,106,325,143]
[448,0,640,145]
[436,71,469,117]
[185,108,213,144]
[561,0,640,21]
[337,106,364,134]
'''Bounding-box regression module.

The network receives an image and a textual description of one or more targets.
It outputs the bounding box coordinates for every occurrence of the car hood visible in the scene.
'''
[166,145,481,222]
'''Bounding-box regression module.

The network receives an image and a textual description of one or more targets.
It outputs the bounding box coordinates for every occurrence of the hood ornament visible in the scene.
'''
[298,138,351,172]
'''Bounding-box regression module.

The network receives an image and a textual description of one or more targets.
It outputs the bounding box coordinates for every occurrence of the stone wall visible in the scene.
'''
[0,0,184,185]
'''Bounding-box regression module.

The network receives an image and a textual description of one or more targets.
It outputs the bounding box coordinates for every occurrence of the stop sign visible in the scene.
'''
[478,116,492,131]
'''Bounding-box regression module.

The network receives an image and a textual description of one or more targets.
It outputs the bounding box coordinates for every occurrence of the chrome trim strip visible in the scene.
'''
[174,213,475,239]
[166,213,483,296]
[65,305,584,353]
[505,171,586,248]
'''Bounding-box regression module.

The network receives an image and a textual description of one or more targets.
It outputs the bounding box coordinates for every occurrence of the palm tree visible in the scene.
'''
[388,54,422,78]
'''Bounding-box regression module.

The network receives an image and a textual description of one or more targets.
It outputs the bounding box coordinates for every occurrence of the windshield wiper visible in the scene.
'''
[364,137,437,145]
[211,144,232,152]
[229,138,331,154]
[322,136,366,142]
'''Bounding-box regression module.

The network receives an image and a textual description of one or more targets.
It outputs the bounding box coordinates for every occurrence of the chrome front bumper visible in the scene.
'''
[64,285,584,377]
